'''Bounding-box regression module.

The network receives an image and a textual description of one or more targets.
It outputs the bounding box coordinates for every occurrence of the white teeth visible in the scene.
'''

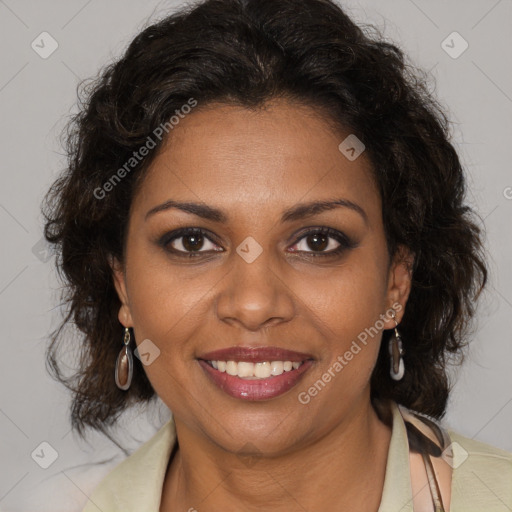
[226,361,238,376]
[254,361,272,378]
[237,361,254,377]
[270,361,284,375]
[207,360,305,379]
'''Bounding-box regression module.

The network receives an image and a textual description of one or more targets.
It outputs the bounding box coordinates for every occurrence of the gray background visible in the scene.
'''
[0,0,511,510]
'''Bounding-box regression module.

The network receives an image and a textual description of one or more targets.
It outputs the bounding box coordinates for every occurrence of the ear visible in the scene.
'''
[109,255,134,328]
[383,244,414,329]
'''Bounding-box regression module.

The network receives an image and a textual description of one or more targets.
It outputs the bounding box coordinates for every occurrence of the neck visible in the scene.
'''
[161,396,392,512]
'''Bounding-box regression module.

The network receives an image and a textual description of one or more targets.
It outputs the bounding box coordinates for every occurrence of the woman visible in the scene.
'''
[43,0,512,510]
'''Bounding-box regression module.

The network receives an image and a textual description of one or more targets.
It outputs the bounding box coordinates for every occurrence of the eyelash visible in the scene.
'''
[158,227,357,259]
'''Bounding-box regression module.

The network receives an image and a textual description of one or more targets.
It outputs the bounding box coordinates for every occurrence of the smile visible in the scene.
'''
[197,357,314,400]
[205,359,304,378]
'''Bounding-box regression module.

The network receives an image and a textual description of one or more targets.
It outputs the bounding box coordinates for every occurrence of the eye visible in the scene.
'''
[160,227,223,256]
[288,227,356,257]
[158,226,357,259]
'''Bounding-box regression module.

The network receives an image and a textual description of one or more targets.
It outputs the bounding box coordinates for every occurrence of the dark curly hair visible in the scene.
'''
[43,0,487,437]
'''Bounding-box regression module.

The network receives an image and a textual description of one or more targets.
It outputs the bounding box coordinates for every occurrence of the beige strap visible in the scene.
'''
[421,451,445,511]
[398,405,453,512]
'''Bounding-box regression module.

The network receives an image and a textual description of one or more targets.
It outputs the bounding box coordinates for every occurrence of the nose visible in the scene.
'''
[215,248,296,332]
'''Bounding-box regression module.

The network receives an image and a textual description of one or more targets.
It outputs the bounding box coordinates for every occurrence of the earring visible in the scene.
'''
[388,310,405,381]
[115,327,133,390]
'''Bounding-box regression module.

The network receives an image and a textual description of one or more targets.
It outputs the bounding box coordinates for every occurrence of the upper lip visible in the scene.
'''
[198,346,315,363]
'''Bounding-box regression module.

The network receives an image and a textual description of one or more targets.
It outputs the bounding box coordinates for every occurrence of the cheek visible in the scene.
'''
[301,249,389,340]
[124,259,217,407]
[296,246,389,387]
[126,261,216,351]
[122,237,222,382]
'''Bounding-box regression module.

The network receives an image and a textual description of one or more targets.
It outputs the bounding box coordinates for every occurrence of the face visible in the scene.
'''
[112,99,412,455]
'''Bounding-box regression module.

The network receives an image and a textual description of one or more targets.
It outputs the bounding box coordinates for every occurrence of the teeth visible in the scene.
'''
[208,360,304,379]
[238,361,255,377]
[270,361,283,375]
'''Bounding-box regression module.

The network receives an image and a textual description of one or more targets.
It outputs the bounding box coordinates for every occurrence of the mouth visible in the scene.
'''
[197,346,315,400]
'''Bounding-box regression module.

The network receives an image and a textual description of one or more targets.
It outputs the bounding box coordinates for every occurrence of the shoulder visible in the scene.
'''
[81,417,177,512]
[448,428,512,469]
[447,428,512,510]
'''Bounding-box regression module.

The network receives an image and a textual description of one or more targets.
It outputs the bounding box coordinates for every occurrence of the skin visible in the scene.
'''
[112,98,413,512]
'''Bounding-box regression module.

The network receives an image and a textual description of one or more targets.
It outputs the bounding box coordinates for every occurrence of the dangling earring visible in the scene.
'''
[388,310,405,381]
[115,327,133,390]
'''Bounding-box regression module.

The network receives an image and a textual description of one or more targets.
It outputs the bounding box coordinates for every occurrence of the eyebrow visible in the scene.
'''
[145,198,368,225]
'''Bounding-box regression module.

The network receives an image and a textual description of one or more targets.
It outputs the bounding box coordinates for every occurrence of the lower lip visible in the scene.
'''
[198,359,314,401]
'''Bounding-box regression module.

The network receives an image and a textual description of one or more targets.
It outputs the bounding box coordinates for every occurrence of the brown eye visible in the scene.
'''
[161,228,223,255]
[288,227,357,257]
[303,233,331,252]
[292,231,341,253]
[179,232,205,252]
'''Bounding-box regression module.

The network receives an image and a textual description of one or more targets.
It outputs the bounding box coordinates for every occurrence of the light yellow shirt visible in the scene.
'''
[81,400,512,511]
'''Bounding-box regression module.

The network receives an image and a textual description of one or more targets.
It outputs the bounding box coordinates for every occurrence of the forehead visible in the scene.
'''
[132,99,380,221]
